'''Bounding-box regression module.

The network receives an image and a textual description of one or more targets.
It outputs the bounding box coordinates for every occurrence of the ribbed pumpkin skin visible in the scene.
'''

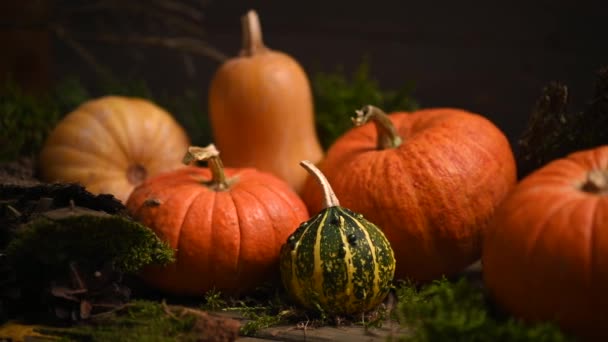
[127,166,309,296]
[39,96,190,203]
[301,108,516,283]
[483,146,608,340]
[280,206,395,315]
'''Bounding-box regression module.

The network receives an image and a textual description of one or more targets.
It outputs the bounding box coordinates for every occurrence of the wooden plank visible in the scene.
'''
[236,337,277,342]
[252,323,410,342]
[216,310,411,341]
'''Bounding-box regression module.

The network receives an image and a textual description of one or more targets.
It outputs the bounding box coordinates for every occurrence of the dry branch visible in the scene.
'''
[71,31,228,63]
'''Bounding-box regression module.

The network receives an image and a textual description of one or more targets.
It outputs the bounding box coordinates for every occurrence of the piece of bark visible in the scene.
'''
[162,304,241,342]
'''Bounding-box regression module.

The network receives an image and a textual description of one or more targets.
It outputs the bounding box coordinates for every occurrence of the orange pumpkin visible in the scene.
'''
[301,105,517,283]
[126,144,309,296]
[208,10,323,194]
[39,96,190,203]
[483,145,608,340]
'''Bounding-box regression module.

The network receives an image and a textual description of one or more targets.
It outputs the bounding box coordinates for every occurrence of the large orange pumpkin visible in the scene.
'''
[208,10,323,194]
[39,96,190,203]
[301,105,517,283]
[126,144,309,296]
[483,145,608,340]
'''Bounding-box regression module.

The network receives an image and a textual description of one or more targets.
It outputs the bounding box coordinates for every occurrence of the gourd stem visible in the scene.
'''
[183,144,228,190]
[352,105,403,149]
[581,169,608,194]
[240,10,267,57]
[300,160,340,208]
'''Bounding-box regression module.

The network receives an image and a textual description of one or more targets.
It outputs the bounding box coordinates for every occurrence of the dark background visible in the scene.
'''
[3,1,608,151]
[198,1,608,144]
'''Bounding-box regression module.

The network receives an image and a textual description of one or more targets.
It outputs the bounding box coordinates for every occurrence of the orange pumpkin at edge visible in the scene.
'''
[483,145,608,340]
[126,144,310,296]
[301,105,517,283]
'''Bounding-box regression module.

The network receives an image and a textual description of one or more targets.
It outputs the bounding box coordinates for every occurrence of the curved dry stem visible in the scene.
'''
[581,169,608,194]
[352,105,403,150]
[183,144,228,190]
[300,160,340,208]
[240,9,267,56]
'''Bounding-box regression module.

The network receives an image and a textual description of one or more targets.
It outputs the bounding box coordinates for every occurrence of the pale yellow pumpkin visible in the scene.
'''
[39,96,190,203]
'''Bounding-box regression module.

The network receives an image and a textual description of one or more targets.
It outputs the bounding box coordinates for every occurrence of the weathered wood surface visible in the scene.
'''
[0,315,409,342]
[214,310,409,342]
[239,324,409,342]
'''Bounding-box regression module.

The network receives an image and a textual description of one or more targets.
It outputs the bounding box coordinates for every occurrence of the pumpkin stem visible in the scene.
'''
[581,169,608,194]
[300,160,340,208]
[240,9,267,57]
[352,105,403,149]
[183,144,229,191]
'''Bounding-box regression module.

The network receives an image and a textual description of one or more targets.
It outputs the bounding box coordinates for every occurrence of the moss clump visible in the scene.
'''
[312,59,419,149]
[5,208,174,276]
[1,206,175,321]
[37,300,240,342]
[395,278,573,342]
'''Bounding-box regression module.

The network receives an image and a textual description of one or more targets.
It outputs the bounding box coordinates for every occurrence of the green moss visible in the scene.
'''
[1,85,57,161]
[37,300,204,342]
[312,59,419,149]
[199,288,227,312]
[395,278,574,342]
[0,77,91,162]
[239,312,286,336]
[5,209,174,276]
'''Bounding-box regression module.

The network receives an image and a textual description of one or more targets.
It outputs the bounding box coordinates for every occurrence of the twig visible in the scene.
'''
[87,302,132,319]
[57,1,207,37]
[51,25,116,81]
[17,0,227,73]
[57,0,206,21]
[79,33,228,63]
[149,0,205,23]
[161,300,178,319]
[69,261,87,290]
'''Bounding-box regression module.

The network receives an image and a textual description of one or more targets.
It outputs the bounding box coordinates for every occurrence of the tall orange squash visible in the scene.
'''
[208,10,323,194]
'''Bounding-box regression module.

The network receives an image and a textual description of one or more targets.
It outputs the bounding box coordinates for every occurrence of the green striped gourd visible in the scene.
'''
[279,160,396,315]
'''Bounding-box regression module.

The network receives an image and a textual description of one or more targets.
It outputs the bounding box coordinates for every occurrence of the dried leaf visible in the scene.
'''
[80,300,92,320]
[0,321,59,342]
